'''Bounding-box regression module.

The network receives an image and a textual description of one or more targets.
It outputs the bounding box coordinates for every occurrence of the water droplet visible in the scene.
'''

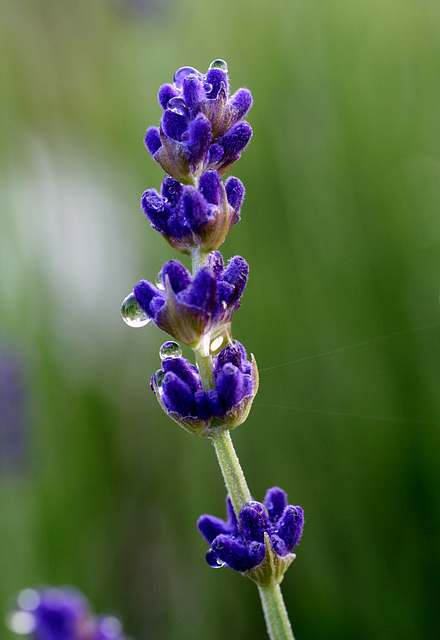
[159,341,182,360]
[17,589,40,612]
[209,59,228,72]
[204,82,213,94]
[168,185,176,194]
[155,271,165,290]
[6,611,36,635]
[168,96,188,116]
[154,369,165,387]
[214,559,225,568]
[210,335,224,353]
[121,293,151,328]
[173,66,199,90]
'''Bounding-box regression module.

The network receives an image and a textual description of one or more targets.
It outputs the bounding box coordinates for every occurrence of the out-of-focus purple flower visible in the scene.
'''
[141,170,245,253]
[133,254,248,347]
[7,587,130,640]
[145,60,253,184]
[150,341,258,436]
[0,348,30,473]
[198,488,304,586]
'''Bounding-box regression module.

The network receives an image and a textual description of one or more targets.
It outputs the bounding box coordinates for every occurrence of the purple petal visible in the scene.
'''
[215,341,247,371]
[182,74,206,117]
[218,121,253,159]
[158,83,179,110]
[186,114,211,164]
[161,260,192,294]
[264,487,288,523]
[162,357,201,393]
[144,127,162,155]
[199,170,223,205]
[239,502,270,543]
[162,110,188,142]
[225,177,245,212]
[277,506,304,552]
[216,363,244,410]
[162,372,196,416]
[197,513,236,544]
[194,389,212,421]
[161,176,183,207]
[181,187,210,231]
[205,68,229,99]
[208,144,224,165]
[229,88,253,120]
[178,267,217,314]
[133,280,162,317]
[206,388,225,418]
[211,535,262,572]
[207,250,224,277]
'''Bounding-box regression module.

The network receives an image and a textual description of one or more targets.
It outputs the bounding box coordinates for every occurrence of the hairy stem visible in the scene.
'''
[210,429,252,517]
[258,584,295,640]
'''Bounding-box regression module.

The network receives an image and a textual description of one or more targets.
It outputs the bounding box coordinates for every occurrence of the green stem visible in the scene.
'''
[194,340,214,391]
[258,584,295,640]
[210,429,252,517]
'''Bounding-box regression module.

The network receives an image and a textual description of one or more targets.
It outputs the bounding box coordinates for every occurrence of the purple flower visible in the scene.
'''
[133,254,248,347]
[198,488,304,586]
[7,587,130,640]
[151,341,259,436]
[141,170,245,253]
[145,61,253,183]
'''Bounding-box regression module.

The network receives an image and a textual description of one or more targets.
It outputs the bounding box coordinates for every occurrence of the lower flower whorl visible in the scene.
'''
[151,340,258,436]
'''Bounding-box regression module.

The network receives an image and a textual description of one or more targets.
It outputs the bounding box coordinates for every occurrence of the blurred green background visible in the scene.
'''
[1,0,440,638]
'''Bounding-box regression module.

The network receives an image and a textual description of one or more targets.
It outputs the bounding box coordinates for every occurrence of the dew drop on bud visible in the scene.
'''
[121,293,151,328]
[155,271,165,290]
[209,59,228,72]
[159,341,182,360]
[173,66,199,90]
[204,82,213,94]
[154,369,165,387]
[167,96,188,116]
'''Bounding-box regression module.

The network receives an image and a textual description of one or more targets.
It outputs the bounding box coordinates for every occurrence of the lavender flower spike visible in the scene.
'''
[145,60,253,184]
[7,586,130,640]
[198,488,304,586]
[151,340,259,436]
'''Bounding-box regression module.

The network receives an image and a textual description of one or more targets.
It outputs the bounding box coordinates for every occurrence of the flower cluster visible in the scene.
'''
[145,60,252,185]
[198,487,304,586]
[141,171,245,254]
[133,252,248,347]
[7,587,130,640]
[151,340,258,436]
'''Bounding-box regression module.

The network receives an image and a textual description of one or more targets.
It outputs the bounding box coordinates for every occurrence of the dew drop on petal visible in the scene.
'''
[209,59,228,72]
[155,271,165,290]
[173,66,199,90]
[154,369,165,387]
[121,293,151,328]
[168,96,188,116]
[159,341,182,360]
[6,611,36,635]
[204,82,213,94]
